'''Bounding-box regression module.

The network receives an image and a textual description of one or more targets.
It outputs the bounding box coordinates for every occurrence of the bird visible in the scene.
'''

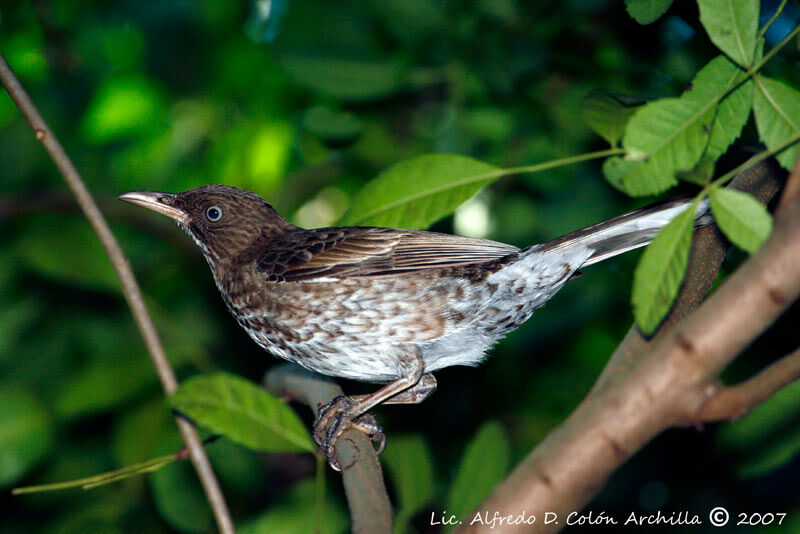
[118,184,710,469]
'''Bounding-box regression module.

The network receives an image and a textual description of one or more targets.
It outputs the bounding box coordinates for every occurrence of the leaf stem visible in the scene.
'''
[499,147,625,177]
[12,454,177,494]
[713,23,799,117]
[758,0,788,39]
[751,23,800,74]
[704,132,800,196]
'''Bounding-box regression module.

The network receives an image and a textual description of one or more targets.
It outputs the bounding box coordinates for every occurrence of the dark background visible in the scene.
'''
[1,0,799,532]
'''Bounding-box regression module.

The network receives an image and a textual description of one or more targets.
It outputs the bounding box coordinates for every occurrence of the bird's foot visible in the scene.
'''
[313,396,386,471]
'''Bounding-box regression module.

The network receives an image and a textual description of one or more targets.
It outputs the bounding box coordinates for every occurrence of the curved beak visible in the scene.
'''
[117,191,188,225]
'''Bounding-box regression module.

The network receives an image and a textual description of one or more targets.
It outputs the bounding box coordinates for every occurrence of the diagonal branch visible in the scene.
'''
[0,54,235,534]
[460,157,797,534]
[591,161,783,395]
[692,149,800,422]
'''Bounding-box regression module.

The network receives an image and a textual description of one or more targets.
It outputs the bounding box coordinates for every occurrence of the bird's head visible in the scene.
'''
[118,185,293,264]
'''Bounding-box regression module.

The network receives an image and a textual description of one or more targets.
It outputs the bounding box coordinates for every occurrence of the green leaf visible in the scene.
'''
[697,0,759,67]
[680,53,756,183]
[581,89,643,146]
[632,205,695,334]
[239,479,348,534]
[340,154,501,228]
[624,0,673,24]
[605,97,712,195]
[717,379,800,477]
[277,53,404,101]
[0,387,54,487]
[445,421,510,527]
[302,106,363,147]
[704,59,754,161]
[601,156,636,192]
[753,76,800,171]
[677,155,716,186]
[709,188,772,253]
[606,56,747,196]
[382,434,435,533]
[170,373,314,453]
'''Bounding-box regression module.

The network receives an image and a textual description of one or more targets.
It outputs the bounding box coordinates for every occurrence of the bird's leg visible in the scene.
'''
[368,373,437,405]
[313,351,426,470]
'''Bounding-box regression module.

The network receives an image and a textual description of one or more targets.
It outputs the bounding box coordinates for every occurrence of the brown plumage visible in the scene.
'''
[255,226,518,281]
[119,184,710,469]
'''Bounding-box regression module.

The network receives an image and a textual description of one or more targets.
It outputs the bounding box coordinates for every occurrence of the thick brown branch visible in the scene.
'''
[0,55,235,534]
[264,365,393,534]
[460,159,796,534]
[591,160,783,393]
[669,169,800,385]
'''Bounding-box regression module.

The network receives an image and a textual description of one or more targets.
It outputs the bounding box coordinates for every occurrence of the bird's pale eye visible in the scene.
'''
[205,206,223,222]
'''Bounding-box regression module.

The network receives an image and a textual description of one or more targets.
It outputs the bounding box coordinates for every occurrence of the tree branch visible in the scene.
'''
[777,138,800,213]
[696,345,800,421]
[0,54,236,534]
[460,158,797,533]
[689,161,800,418]
[591,161,783,395]
[264,365,393,534]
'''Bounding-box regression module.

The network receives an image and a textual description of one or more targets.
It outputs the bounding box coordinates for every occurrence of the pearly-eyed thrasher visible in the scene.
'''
[119,185,709,469]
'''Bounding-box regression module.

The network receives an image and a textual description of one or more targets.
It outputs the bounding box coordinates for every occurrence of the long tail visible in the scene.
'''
[534,197,712,267]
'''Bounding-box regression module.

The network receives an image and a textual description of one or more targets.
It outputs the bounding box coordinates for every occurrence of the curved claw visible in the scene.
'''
[352,412,386,457]
[313,396,386,471]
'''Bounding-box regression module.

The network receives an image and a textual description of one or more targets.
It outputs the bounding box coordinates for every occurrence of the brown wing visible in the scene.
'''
[256,227,519,281]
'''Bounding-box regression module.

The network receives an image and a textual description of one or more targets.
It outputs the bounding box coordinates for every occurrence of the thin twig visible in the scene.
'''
[0,54,235,534]
[696,345,800,421]
[264,364,393,534]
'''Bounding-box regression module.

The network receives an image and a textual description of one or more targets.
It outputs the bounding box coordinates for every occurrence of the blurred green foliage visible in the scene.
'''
[2,0,800,532]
